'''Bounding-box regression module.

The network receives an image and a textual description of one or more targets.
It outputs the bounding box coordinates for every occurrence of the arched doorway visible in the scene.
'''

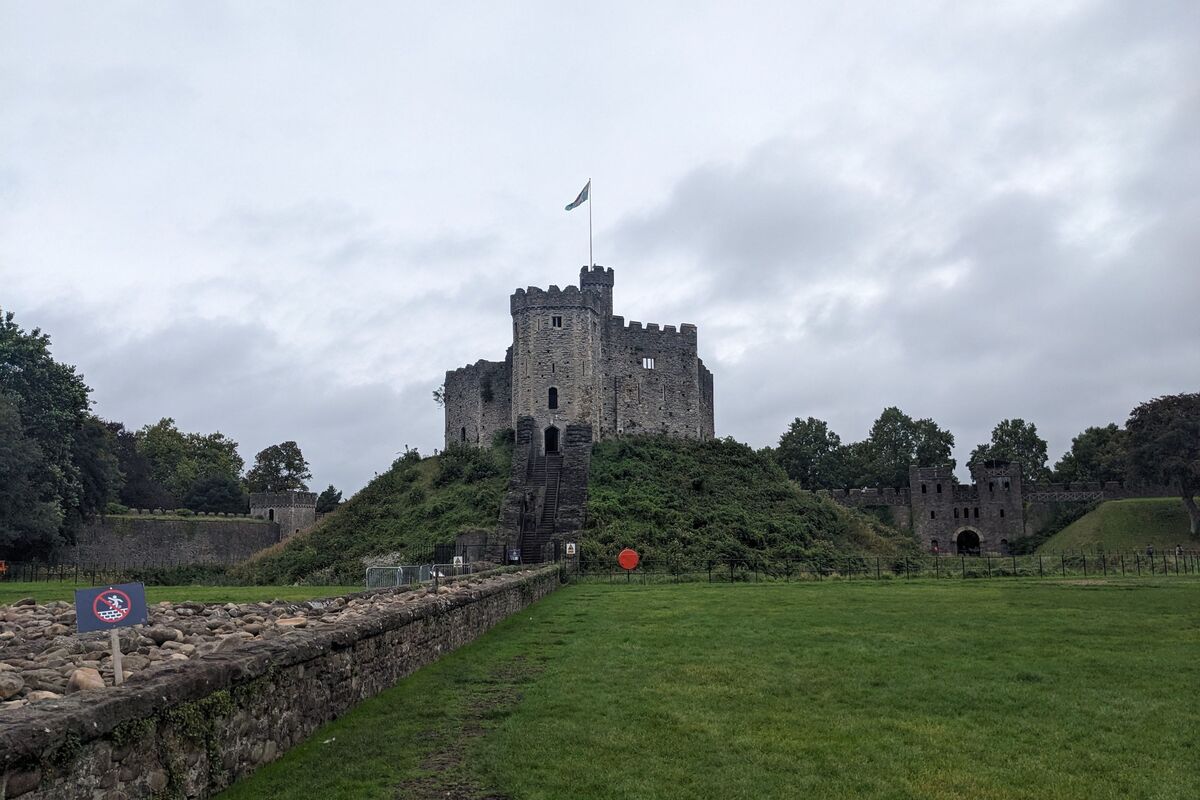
[956,529,980,556]
[544,426,560,453]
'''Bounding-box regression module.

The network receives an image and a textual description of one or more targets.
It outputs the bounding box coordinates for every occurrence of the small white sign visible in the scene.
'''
[452,555,464,567]
[565,542,577,556]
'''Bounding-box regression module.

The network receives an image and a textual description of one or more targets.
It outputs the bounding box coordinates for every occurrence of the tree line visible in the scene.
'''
[771,397,1200,535]
[0,310,342,560]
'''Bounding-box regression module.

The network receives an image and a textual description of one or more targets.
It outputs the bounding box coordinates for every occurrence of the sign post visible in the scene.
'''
[75,583,148,686]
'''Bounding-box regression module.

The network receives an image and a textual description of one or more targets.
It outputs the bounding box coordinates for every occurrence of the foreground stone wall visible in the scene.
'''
[73,517,280,567]
[0,567,561,799]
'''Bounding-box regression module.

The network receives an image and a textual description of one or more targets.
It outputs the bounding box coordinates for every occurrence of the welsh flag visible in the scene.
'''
[565,180,590,211]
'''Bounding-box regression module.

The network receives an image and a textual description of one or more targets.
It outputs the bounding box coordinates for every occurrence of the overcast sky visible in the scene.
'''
[2,1,1197,494]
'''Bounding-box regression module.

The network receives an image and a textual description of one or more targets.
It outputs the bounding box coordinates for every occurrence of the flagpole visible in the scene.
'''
[588,178,593,268]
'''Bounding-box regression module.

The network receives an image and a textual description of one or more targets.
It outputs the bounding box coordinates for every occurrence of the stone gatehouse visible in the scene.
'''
[443,265,715,454]
[822,462,1173,555]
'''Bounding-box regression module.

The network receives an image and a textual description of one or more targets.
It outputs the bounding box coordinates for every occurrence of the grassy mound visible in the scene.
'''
[1036,498,1196,554]
[232,435,911,584]
[231,446,509,584]
[583,437,913,563]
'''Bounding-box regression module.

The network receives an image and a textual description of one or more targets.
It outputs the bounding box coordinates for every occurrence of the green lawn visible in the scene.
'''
[1038,498,1197,554]
[0,581,362,606]
[220,578,1200,800]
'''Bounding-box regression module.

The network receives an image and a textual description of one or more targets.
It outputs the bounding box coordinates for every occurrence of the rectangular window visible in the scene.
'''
[1000,508,1005,518]
[954,508,959,518]
[552,316,563,328]
[974,507,979,518]
[642,357,655,369]
[930,511,936,520]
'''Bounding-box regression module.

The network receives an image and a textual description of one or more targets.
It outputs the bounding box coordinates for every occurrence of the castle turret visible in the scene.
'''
[579,265,614,318]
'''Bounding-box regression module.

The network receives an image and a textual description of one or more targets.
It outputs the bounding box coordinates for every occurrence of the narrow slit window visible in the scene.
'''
[921,484,927,494]
[999,508,1005,518]
[974,507,979,518]
[548,387,558,409]
[936,483,942,493]
[642,357,655,370]
[930,511,936,520]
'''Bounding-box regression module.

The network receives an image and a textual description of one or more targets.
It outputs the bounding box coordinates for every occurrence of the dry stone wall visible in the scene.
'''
[0,567,561,800]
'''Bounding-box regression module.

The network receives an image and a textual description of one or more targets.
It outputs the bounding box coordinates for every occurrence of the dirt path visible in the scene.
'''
[393,656,541,800]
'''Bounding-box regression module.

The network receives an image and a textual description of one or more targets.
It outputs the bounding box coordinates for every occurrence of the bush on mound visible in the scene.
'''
[583,436,914,564]
[231,444,509,585]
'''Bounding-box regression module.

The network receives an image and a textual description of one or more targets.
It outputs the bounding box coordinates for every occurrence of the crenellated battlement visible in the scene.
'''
[579,264,614,286]
[511,283,606,314]
[608,316,699,341]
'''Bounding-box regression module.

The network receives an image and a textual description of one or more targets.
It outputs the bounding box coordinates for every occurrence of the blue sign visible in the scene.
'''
[75,583,148,633]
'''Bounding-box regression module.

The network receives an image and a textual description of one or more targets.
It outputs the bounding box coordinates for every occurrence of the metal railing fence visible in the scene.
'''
[573,549,1200,584]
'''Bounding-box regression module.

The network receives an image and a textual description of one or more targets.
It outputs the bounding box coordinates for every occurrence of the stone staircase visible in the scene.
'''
[498,418,592,565]
[520,454,562,562]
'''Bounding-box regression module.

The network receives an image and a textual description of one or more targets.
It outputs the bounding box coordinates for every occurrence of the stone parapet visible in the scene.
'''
[0,567,562,799]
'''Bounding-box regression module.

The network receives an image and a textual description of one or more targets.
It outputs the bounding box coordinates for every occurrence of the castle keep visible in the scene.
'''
[445,265,715,561]
[444,265,715,453]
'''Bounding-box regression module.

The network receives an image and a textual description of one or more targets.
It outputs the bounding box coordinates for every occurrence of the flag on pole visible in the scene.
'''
[565,180,590,211]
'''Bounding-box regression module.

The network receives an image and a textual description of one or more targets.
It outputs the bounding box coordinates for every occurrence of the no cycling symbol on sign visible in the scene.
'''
[93,588,132,624]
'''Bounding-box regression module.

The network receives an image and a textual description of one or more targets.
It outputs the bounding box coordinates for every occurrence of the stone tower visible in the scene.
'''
[248,490,317,540]
[444,264,714,453]
[509,267,611,454]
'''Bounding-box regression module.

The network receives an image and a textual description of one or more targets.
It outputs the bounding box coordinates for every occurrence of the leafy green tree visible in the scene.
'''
[106,422,174,509]
[833,440,876,488]
[860,407,956,487]
[0,310,91,528]
[0,392,64,556]
[776,417,843,488]
[1126,393,1200,535]
[970,419,1049,485]
[1052,423,1128,483]
[135,418,244,501]
[183,474,248,514]
[246,441,312,493]
[0,310,123,548]
[316,484,342,513]
[71,416,123,524]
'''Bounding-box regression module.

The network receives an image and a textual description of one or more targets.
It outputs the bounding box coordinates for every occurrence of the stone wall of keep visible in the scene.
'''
[72,517,280,567]
[0,567,562,800]
[600,318,708,440]
[443,355,513,450]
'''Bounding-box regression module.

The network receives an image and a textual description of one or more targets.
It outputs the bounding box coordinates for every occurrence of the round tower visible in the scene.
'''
[509,276,606,453]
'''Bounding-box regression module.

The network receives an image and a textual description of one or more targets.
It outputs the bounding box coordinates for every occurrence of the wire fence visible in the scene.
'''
[575,550,1200,584]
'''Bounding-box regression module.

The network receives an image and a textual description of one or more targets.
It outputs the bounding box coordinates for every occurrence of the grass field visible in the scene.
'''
[0,581,362,606]
[219,578,1200,800]
[1038,498,1197,554]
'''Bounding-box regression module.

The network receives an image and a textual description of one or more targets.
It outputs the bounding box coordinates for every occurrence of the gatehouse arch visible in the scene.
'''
[955,528,981,556]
